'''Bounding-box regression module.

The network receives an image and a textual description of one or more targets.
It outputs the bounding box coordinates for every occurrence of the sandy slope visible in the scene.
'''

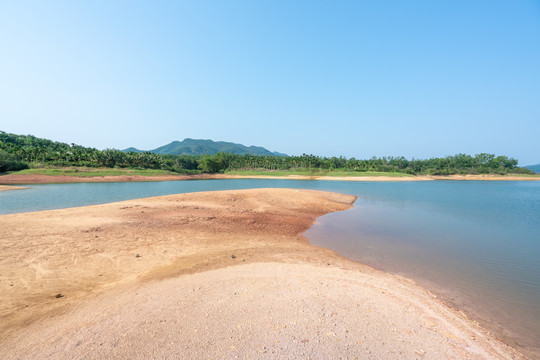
[0,189,522,359]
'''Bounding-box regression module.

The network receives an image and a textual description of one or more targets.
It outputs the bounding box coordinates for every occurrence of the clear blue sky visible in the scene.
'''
[1,1,539,164]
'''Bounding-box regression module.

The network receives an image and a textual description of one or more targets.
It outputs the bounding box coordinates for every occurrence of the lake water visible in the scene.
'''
[1,179,539,357]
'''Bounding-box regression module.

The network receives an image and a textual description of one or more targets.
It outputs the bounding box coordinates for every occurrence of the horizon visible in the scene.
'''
[1,1,539,164]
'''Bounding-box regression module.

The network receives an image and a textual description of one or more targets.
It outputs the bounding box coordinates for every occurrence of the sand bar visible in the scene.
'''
[1,189,521,359]
[0,185,27,192]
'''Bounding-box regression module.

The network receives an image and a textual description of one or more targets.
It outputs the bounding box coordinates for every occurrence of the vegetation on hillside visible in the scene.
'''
[124,138,287,156]
[0,150,29,172]
[0,131,534,176]
[525,164,540,173]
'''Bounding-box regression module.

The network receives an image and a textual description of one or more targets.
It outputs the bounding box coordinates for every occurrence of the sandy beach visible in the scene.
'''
[0,189,522,359]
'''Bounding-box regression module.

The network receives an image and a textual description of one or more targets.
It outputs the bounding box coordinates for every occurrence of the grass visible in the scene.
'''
[224,169,415,177]
[10,167,181,177]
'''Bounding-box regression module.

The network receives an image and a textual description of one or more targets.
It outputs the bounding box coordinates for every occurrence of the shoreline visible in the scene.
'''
[0,173,538,185]
[0,185,28,192]
[0,189,523,359]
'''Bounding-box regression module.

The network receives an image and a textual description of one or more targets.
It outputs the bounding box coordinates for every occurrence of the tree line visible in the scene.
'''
[0,131,533,175]
[203,152,530,175]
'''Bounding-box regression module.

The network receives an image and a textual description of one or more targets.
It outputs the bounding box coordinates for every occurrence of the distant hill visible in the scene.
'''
[122,147,144,153]
[123,138,287,156]
[525,164,540,173]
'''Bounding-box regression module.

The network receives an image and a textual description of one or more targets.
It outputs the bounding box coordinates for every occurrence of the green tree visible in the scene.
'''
[0,150,29,172]
[198,153,230,173]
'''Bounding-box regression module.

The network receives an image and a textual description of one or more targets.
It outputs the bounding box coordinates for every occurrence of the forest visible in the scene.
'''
[0,131,533,175]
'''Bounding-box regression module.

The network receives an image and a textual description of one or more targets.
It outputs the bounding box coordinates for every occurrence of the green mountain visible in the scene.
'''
[525,164,540,173]
[123,138,287,156]
[122,147,144,153]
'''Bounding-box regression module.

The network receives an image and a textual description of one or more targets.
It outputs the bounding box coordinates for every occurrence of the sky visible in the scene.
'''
[1,1,539,164]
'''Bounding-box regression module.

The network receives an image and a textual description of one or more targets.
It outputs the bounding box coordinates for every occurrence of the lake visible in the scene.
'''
[1,179,539,356]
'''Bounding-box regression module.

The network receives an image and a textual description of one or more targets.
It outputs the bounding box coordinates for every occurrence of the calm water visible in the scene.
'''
[305,181,540,357]
[1,180,539,356]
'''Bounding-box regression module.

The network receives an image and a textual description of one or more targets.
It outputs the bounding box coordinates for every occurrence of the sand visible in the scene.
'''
[0,185,27,192]
[0,189,522,359]
[0,174,213,184]
[0,173,429,185]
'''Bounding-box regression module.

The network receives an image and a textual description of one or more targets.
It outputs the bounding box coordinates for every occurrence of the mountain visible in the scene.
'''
[525,164,540,173]
[122,147,144,153]
[123,138,287,156]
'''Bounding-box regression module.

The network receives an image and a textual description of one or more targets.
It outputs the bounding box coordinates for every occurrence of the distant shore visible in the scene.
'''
[0,189,520,359]
[0,173,538,186]
[0,185,27,192]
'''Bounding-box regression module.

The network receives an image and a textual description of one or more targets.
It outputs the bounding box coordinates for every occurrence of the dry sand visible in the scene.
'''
[0,189,522,359]
[0,173,215,185]
[0,185,27,192]
[0,173,430,185]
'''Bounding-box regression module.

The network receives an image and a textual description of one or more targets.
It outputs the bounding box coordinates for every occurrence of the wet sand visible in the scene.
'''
[0,189,522,359]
